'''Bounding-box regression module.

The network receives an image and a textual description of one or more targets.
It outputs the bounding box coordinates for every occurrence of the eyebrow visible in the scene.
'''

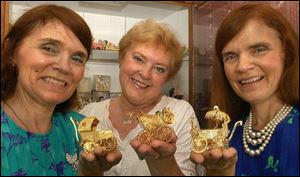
[38,38,63,46]
[247,42,270,50]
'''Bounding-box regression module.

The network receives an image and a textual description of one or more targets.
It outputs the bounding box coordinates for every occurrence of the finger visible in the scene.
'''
[218,148,237,168]
[151,139,176,158]
[93,146,108,156]
[138,144,160,159]
[106,150,122,164]
[80,151,96,162]
[202,148,223,169]
[190,151,205,164]
[223,147,237,160]
[167,132,177,144]
[130,137,142,150]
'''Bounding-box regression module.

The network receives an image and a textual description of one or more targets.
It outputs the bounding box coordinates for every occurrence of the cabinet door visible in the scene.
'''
[191,1,299,124]
[1,1,9,40]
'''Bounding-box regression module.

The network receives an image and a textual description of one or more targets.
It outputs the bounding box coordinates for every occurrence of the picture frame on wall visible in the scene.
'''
[93,75,111,92]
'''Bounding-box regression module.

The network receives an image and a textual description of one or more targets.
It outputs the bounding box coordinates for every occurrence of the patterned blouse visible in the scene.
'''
[1,107,83,176]
[229,106,299,176]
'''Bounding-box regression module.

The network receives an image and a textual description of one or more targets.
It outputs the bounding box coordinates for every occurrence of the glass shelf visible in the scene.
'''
[89,50,118,63]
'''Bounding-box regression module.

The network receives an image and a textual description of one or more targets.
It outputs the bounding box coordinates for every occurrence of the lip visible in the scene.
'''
[130,78,150,88]
[42,76,68,87]
[239,76,264,85]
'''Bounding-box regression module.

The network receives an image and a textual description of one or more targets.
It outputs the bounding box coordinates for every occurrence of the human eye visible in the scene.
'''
[252,46,268,55]
[71,54,85,64]
[154,65,168,74]
[41,44,58,55]
[222,53,238,63]
[133,54,144,64]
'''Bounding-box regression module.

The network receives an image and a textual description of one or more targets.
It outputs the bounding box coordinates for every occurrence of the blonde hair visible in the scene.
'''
[119,19,184,81]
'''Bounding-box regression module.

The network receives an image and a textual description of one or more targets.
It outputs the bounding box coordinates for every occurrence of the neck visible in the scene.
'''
[4,97,54,134]
[250,100,284,130]
[119,94,162,113]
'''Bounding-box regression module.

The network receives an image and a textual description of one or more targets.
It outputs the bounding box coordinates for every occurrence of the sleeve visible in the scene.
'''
[168,99,203,176]
[79,102,100,117]
[68,111,85,122]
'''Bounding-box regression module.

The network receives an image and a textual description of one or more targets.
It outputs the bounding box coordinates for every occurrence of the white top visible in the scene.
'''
[80,95,201,176]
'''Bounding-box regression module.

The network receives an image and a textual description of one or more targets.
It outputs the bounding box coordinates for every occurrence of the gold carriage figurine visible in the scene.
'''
[129,107,175,144]
[191,106,243,153]
[78,117,117,153]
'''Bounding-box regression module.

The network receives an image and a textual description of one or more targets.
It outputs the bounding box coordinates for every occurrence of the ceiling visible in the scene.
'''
[79,1,189,20]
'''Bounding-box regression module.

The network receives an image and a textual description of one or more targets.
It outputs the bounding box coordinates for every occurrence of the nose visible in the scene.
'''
[139,65,152,80]
[235,54,255,73]
[53,55,71,75]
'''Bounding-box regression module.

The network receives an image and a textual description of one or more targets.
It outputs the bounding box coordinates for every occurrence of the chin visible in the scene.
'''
[43,95,71,105]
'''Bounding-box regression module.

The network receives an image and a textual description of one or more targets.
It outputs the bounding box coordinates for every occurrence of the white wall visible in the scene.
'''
[161,9,189,99]
[10,1,189,98]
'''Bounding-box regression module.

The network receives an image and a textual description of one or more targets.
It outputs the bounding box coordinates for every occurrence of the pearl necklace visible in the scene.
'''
[243,104,293,156]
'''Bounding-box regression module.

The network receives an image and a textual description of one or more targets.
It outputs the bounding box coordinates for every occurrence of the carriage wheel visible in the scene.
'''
[191,135,208,153]
[137,130,153,144]
[154,126,173,143]
[101,137,117,152]
[83,141,95,153]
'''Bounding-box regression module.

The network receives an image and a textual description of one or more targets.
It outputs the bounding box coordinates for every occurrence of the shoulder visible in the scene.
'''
[291,105,299,117]
[161,96,194,110]
[79,99,110,116]
[282,105,299,131]
[284,105,299,125]
[160,96,197,126]
[52,111,84,125]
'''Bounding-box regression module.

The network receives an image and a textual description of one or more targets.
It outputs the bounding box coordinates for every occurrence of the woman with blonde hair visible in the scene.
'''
[80,19,200,176]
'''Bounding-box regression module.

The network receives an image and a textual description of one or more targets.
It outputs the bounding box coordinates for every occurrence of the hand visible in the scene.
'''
[131,132,184,175]
[78,146,122,176]
[190,147,237,176]
[130,131,177,160]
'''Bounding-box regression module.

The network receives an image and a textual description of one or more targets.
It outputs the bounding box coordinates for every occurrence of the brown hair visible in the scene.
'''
[211,3,299,120]
[1,4,93,112]
[118,19,184,81]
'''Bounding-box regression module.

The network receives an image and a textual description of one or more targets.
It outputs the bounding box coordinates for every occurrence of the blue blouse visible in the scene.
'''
[229,106,299,176]
[1,107,83,176]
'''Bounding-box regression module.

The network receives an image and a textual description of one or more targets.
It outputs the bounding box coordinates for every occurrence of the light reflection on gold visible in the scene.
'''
[129,107,175,144]
[78,117,117,153]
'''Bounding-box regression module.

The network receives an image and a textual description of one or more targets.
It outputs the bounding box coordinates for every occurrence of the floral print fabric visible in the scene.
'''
[1,107,83,176]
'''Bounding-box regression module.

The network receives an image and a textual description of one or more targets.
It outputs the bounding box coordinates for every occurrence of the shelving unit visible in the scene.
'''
[4,1,192,103]
[89,50,119,63]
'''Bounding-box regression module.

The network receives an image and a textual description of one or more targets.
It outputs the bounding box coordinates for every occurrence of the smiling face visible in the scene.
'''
[13,20,88,107]
[119,42,171,106]
[222,19,285,105]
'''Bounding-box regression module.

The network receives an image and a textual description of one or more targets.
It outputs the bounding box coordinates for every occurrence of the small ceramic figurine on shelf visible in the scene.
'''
[92,39,105,50]
[191,106,242,153]
[103,40,118,51]
[128,107,175,144]
[78,117,117,153]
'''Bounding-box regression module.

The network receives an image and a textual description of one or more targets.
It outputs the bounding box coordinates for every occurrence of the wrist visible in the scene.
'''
[77,159,103,176]
[206,163,235,176]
